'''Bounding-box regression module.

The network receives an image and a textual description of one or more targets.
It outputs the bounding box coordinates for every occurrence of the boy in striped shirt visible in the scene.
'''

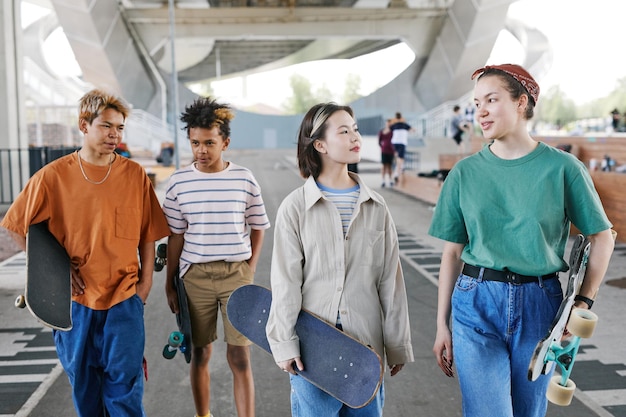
[162,97,270,417]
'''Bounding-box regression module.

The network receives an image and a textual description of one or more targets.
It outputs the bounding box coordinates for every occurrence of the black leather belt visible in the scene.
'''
[462,264,558,285]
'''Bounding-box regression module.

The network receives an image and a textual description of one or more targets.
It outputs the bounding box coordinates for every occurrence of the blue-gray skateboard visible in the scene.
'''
[227,284,383,408]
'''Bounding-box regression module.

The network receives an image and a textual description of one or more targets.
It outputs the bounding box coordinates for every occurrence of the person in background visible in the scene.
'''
[390,112,413,184]
[115,141,132,158]
[464,102,475,128]
[158,141,175,167]
[1,88,170,417]
[430,64,615,417]
[450,105,470,153]
[266,102,414,417]
[163,97,270,417]
[378,118,395,187]
[610,108,620,131]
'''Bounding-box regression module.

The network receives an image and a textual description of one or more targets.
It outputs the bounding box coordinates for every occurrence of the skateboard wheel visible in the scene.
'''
[15,295,26,309]
[168,331,183,348]
[546,375,576,406]
[156,243,167,256]
[162,344,177,360]
[568,309,598,339]
[154,243,167,272]
[154,258,166,272]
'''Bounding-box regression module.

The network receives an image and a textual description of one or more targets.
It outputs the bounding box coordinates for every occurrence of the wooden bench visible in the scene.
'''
[537,136,626,242]
[589,171,626,242]
[538,136,626,169]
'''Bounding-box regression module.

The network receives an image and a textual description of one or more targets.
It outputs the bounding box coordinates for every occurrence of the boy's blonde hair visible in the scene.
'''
[78,89,131,125]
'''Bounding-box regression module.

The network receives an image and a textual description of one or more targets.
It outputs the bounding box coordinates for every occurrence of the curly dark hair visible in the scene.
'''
[179,97,235,138]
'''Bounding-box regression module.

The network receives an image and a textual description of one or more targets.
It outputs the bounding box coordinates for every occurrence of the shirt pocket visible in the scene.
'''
[359,229,384,267]
[115,207,141,240]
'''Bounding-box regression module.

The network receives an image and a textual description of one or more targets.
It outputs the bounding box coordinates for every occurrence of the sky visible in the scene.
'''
[201,43,415,109]
[505,0,626,105]
[22,0,626,108]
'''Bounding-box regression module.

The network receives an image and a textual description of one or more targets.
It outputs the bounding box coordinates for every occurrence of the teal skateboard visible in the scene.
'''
[527,235,598,406]
[227,284,383,408]
[158,243,193,364]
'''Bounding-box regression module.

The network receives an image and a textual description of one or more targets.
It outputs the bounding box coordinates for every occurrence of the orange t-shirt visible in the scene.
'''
[1,152,170,309]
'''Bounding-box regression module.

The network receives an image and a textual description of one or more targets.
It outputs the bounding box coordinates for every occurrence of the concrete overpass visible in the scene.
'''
[1,0,550,153]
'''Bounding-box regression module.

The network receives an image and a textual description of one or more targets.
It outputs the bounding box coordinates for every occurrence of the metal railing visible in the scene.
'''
[23,106,174,155]
[404,150,420,172]
[0,147,79,205]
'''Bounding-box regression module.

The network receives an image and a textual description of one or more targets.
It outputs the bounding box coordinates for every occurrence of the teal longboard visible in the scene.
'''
[15,222,72,330]
[159,243,193,364]
[227,284,383,408]
[527,235,599,406]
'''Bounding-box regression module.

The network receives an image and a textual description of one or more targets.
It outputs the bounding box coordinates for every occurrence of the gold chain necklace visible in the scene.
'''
[76,151,114,185]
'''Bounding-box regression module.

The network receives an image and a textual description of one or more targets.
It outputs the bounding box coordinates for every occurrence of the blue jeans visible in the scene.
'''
[54,295,146,417]
[451,273,563,417]
[289,374,384,417]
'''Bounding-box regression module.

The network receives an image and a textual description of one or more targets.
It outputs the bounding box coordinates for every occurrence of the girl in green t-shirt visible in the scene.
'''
[429,64,614,417]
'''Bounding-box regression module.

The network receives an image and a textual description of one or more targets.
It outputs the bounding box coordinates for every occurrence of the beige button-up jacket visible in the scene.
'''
[266,174,414,367]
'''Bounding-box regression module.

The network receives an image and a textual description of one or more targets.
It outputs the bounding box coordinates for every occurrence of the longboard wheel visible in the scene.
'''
[162,344,177,359]
[546,375,576,406]
[568,309,598,339]
[15,295,26,309]
[168,331,183,348]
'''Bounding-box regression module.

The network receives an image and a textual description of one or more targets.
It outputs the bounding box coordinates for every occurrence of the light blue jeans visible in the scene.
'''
[289,374,384,417]
[451,272,563,417]
[54,295,146,417]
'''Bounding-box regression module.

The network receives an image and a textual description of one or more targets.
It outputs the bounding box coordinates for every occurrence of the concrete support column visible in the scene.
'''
[414,0,516,109]
[0,0,29,201]
[50,0,157,109]
[0,0,25,149]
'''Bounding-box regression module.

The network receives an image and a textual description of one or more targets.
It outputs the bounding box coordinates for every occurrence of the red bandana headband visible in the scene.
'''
[471,64,540,104]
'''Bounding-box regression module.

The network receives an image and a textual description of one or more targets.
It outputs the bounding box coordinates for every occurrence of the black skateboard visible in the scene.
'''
[227,284,383,408]
[15,222,72,330]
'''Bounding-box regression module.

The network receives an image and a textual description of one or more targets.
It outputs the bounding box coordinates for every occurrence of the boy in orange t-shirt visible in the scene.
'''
[1,89,170,417]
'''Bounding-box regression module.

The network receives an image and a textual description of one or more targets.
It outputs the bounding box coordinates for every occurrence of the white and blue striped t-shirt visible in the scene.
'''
[317,181,360,326]
[317,182,360,236]
[162,162,270,277]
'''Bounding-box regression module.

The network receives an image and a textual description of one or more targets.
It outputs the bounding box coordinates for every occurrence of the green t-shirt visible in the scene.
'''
[428,142,612,275]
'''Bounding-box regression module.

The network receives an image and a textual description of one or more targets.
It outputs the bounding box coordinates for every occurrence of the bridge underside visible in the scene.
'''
[40,0,522,121]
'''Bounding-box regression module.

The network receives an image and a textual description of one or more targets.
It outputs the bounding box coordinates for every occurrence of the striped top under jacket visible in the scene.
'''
[162,161,271,277]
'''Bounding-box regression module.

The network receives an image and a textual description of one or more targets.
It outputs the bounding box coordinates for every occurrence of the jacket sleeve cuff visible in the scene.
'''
[385,344,415,366]
[269,339,301,363]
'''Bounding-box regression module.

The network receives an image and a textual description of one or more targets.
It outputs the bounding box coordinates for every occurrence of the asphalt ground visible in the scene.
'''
[1,148,625,416]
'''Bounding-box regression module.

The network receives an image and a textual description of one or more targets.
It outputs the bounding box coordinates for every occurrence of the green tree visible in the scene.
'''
[315,83,333,103]
[577,77,626,119]
[535,85,577,126]
[282,74,317,114]
[342,73,362,104]
[600,77,626,116]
